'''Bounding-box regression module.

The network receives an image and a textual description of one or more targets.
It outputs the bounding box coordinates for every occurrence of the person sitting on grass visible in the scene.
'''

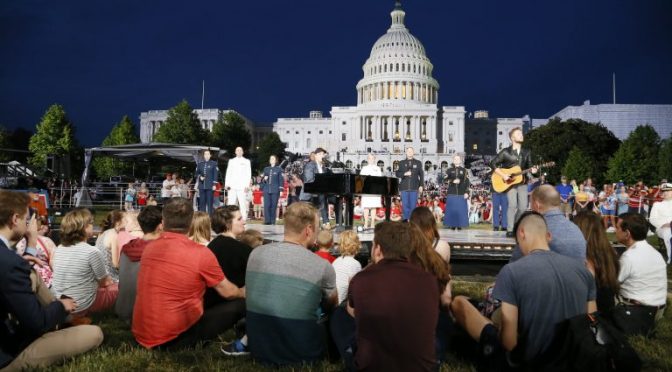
[132,198,245,350]
[238,229,264,249]
[188,211,212,246]
[612,212,667,336]
[0,190,103,371]
[95,210,126,282]
[236,202,337,365]
[330,222,440,371]
[410,206,450,262]
[450,211,596,370]
[315,229,336,263]
[52,208,119,321]
[205,205,251,308]
[332,230,362,304]
[115,206,162,323]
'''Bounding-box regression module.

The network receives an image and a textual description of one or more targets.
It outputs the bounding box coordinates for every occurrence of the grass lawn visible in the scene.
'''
[39,279,672,372]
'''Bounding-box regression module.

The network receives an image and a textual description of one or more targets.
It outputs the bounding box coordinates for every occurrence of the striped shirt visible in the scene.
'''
[332,256,361,304]
[52,242,108,311]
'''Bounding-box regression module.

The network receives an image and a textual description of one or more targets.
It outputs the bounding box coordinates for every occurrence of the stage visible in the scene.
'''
[250,224,516,262]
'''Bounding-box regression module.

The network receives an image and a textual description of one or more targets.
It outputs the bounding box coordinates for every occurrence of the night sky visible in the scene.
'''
[1,0,671,147]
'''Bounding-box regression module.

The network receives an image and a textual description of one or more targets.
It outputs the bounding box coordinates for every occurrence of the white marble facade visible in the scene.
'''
[273,1,466,168]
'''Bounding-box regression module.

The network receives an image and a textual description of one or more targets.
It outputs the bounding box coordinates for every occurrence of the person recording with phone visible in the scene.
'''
[395,147,424,221]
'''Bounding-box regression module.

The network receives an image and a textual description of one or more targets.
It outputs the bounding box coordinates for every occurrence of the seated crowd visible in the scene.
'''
[0,183,670,370]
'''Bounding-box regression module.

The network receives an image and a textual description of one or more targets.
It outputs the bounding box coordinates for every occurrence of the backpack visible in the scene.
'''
[537,312,641,372]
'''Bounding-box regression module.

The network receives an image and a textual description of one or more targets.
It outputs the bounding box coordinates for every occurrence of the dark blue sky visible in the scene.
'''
[2,0,671,147]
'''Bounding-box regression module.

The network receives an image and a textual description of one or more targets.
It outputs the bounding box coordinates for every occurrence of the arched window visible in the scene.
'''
[384,64,387,72]
[393,160,400,172]
[396,63,399,72]
[401,64,405,72]
[424,161,432,171]
[346,160,353,169]
[441,161,449,170]
[377,160,385,170]
[361,160,368,167]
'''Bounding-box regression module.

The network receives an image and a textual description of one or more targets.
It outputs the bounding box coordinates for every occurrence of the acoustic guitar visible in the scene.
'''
[491,162,556,193]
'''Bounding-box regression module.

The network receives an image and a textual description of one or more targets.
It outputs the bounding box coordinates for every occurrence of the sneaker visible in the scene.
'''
[221,339,250,356]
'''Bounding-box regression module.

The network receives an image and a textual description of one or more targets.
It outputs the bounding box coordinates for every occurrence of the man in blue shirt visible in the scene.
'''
[510,185,586,262]
[555,175,574,219]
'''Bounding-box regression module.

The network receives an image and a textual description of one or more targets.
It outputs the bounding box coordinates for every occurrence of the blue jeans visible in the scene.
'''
[263,192,279,224]
[491,192,508,229]
[401,190,418,221]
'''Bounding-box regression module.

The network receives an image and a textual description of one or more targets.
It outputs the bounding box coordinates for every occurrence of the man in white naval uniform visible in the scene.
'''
[225,146,252,220]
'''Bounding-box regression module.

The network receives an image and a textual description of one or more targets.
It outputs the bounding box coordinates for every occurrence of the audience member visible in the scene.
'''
[188,211,212,245]
[117,211,143,251]
[15,216,56,289]
[315,230,336,263]
[332,230,362,304]
[649,183,672,263]
[54,208,118,317]
[555,175,573,218]
[205,205,251,307]
[115,206,162,322]
[451,211,596,369]
[238,229,265,249]
[510,185,586,262]
[410,206,450,262]
[0,190,103,371]
[573,211,620,314]
[331,222,439,371]
[95,210,126,282]
[613,212,667,336]
[132,198,245,349]
[243,202,337,365]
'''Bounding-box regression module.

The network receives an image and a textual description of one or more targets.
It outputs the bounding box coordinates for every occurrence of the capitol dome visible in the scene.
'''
[357,1,439,106]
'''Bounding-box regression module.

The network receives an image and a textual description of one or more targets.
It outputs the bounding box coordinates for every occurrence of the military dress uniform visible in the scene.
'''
[262,165,284,224]
[196,159,218,214]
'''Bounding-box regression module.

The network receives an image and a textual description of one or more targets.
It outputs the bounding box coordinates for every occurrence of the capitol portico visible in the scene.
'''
[273,1,466,172]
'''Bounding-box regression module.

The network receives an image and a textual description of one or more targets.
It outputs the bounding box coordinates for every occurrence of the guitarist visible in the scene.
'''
[490,127,537,237]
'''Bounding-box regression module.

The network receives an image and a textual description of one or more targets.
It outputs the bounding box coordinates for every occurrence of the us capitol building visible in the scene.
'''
[273,1,469,172]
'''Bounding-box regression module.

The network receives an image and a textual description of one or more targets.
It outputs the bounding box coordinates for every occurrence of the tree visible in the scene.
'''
[256,132,287,169]
[153,100,208,144]
[210,111,252,156]
[561,146,593,182]
[525,118,621,184]
[658,137,672,182]
[0,125,9,162]
[92,115,140,179]
[606,125,661,185]
[28,104,78,170]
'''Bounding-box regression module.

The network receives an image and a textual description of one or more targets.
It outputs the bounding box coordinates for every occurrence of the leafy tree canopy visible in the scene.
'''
[256,132,286,170]
[210,111,252,157]
[153,100,208,145]
[606,124,661,185]
[28,104,78,170]
[92,116,140,179]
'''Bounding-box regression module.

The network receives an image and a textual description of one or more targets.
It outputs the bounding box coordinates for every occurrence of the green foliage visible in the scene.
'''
[92,116,140,179]
[153,100,208,145]
[0,125,9,162]
[28,104,78,170]
[561,146,593,182]
[658,137,672,181]
[525,118,620,184]
[606,125,661,185]
[210,111,252,156]
[256,132,287,169]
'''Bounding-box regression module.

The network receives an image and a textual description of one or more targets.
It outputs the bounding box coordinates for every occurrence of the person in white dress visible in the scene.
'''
[359,153,382,229]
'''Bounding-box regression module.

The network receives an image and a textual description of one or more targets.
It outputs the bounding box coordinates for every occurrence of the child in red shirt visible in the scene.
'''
[315,230,335,263]
[252,185,263,220]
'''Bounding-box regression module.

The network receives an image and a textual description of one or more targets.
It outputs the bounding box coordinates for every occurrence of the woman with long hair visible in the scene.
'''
[573,211,620,313]
[410,206,450,262]
[95,209,126,282]
[188,211,212,245]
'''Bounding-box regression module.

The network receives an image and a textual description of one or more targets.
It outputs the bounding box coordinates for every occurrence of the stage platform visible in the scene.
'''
[250,224,516,261]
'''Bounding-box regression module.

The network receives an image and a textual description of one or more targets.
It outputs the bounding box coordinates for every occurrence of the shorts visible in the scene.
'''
[560,202,572,215]
[600,207,615,216]
[253,204,262,212]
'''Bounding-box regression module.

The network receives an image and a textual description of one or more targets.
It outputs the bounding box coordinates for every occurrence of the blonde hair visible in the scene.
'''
[316,230,333,248]
[284,202,318,235]
[60,208,94,246]
[338,230,360,257]
[188,211,211,245]
[239,229,264,248]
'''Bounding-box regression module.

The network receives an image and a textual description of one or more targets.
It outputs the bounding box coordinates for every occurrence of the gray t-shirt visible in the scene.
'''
[493,250,595,362]
[52,242,109,311]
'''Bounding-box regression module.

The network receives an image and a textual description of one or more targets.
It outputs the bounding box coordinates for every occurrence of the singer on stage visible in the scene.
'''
[443,154,470,230]
[395,147,424,221]
[225,146,252,220]
[261,155,284,225]
[300,147,341,228]
[195,149,218,214]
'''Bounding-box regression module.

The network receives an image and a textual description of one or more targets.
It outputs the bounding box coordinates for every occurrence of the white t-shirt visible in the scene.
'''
[332,255,362,304]
[649,199,672,232]
[618,240,668,306]
[162,179,175,198]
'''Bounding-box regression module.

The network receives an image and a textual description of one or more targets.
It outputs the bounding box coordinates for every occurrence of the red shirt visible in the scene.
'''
[132,232,225,348]
[315,250,336,263]
[214,182,222,198]
[253,190,263,204]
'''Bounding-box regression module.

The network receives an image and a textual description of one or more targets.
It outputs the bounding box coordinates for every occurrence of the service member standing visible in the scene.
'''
[443,154,470,230]
[395,147,424,221]
[225,146,252,220]
[195,149,218,214]
[261,155,284,225]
